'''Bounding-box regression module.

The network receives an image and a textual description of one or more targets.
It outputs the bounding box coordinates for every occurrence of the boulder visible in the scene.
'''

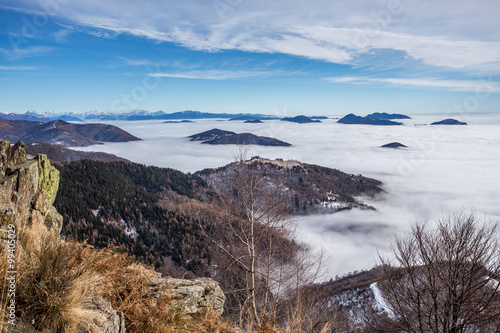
[148,276,226,315]
[79,297,126,333]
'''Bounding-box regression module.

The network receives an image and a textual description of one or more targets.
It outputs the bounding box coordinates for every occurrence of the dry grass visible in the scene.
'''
[1,217,237,333]
[0,236,11,333]
[178,309,236,333]
[0,217,103,332]
[16,228,103,332]
[93,252,179,333]
[0,219,337,333]
[93,249,237,333]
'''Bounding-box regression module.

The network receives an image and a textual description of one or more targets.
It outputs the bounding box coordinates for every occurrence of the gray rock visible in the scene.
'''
[0,140,60,232]
[77,297,126,333]
[0,140,226,332]
[148,277,226,315]
[1,140,125,333]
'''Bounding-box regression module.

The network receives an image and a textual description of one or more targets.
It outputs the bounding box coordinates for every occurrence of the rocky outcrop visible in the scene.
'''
[0,140,62,233]
[80,297,126,333]
[1,140,227,332]
[148,276,226,315]
[0,140,126,333]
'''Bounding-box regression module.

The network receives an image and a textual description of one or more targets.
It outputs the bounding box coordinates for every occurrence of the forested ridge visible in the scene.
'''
[54,158,383,272]
[197,157,383,214]
[54,160,211,272]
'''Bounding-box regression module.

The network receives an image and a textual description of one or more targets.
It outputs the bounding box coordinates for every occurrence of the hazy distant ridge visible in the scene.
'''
[0,110,277,122]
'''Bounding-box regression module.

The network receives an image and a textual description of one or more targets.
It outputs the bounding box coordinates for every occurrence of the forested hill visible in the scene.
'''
[54,160,211,274]
[197,157,383,214]
[54,158,384,278]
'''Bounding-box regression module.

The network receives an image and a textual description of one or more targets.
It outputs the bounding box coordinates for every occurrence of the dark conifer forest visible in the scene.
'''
[54,160,211,272]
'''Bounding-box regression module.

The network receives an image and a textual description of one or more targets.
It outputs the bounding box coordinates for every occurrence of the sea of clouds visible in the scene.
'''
[75,114,500,277]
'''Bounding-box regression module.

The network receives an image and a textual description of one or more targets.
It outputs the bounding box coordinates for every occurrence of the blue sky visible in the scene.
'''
[1,0,500,116]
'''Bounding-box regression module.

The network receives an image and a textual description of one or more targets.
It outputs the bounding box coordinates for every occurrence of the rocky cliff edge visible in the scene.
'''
[0,140,62,234]
[0,140,225,332]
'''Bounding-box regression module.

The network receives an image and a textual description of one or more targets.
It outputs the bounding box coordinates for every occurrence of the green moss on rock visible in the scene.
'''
[34,154,60,215]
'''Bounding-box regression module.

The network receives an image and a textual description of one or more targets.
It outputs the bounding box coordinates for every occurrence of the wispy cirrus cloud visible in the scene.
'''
[53,29,72,42]
[0,46,53,58]
[294,26,500,69]
[0,65,39,70]
[148,69,280,80]
[2,0,499,71]
[325,76,500,92]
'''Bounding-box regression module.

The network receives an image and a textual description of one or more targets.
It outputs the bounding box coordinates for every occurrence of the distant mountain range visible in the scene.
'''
[365,112,411,120]
[228,115,279,121]
[431,118,467,125]
[0,110,279,122]
[164,120,195,124]
[281,115,322,124]
[1,110,334,123]
[338,114,403,126]
[0,118,140,146]
[189,128,291,147]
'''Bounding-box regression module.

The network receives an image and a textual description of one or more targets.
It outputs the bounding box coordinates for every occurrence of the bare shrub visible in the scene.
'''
[201,150,341,332]
[378,211,500,332]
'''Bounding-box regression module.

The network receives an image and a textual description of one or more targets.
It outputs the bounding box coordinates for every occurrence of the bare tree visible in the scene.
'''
[377,211,500,333]
[201,150,326,330]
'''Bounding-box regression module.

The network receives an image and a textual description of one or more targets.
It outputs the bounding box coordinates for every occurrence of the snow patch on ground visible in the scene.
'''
[319,201,350,210]
[121,218,138,239]
[370,282,394,318]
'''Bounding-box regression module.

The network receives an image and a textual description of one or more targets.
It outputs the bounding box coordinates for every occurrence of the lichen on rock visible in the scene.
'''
[148,276,226,315]
[0,140,61,233]
[34,154,61,216]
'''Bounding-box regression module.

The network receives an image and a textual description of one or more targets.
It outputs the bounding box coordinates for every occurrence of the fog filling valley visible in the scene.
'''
[75,114,500,277]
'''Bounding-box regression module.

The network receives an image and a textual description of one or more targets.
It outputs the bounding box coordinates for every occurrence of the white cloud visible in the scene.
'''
[294,26,500,68]
[73,116,500,276]
[0,65,38,70]
[149,69,278,80]
[0,46,53,58]
[325,76,500,92]
[53,29,72,42]
[2,0,500,70]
